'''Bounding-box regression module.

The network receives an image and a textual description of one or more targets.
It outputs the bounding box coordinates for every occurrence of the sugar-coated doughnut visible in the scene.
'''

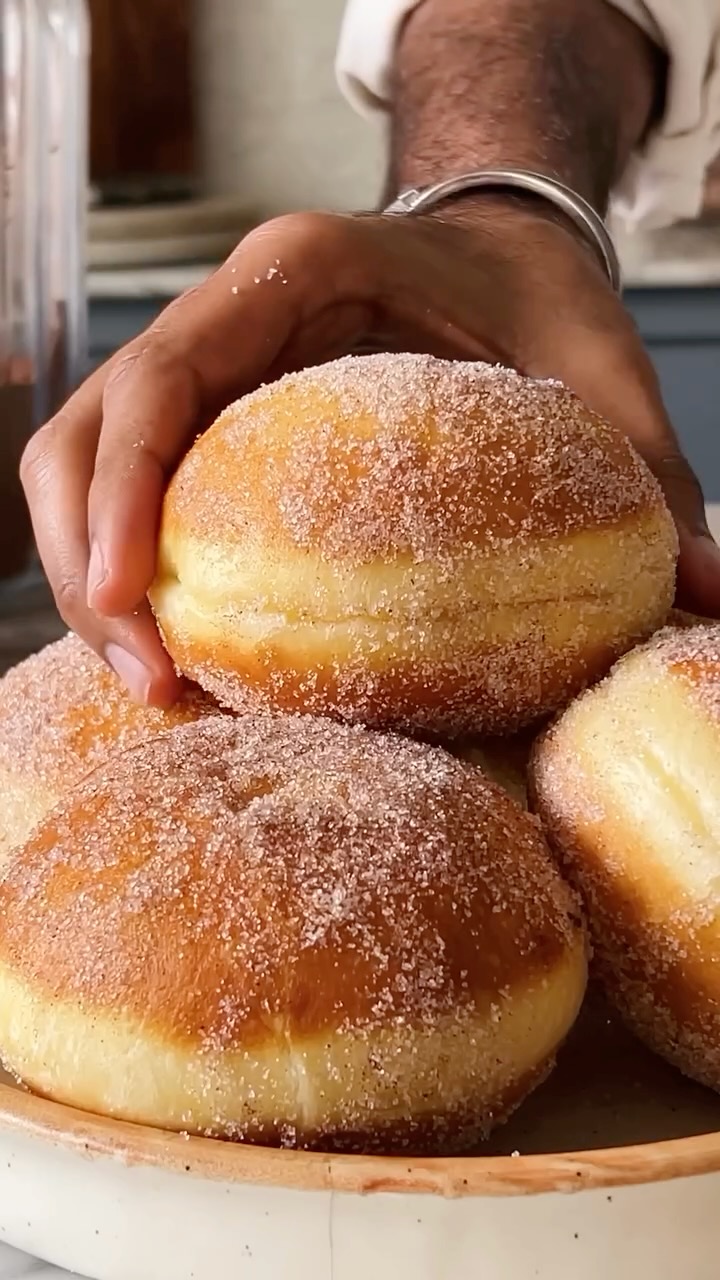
[0,633,215,861]
[531,623,720,1092]
[149,353,677,737]
[0,714,587,1154]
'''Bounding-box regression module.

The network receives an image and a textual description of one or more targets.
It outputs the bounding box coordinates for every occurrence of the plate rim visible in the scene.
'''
[2,1079,720,1198]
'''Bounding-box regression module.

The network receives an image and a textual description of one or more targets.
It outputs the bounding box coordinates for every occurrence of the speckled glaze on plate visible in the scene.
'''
[2,994,720,1280]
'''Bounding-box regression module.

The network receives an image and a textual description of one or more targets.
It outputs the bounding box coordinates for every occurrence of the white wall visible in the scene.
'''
[195,0,387,215]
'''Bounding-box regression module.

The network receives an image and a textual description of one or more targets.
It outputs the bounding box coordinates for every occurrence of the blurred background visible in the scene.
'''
[86,0,720,503]
[86,0,720,260]
[87,0,382,264]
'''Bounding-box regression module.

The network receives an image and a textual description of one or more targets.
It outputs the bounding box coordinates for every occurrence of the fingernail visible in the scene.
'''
[105,643,152,703]
[86,541,106,606]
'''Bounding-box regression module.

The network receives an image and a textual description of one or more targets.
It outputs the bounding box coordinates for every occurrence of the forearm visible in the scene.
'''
[390,0,665,214]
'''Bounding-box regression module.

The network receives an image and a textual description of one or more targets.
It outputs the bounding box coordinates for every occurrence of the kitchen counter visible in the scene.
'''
[0,1244,61,1279]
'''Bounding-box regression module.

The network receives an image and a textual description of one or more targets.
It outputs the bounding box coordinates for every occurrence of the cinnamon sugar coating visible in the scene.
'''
[531,623,720,1093]
[0,713,587,1153]
[165,353,664,558]
[151,353,677,736]
[0,633,217,859]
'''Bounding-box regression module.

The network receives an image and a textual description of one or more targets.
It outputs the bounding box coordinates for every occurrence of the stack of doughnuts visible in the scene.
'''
[4,349,714,1154]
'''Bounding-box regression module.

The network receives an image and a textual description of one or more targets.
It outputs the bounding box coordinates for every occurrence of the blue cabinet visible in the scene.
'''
[89,285,720,496]
[625,290,720,498]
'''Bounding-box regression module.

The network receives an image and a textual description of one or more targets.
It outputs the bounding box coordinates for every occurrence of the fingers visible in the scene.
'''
[86,347,202,617]
[602,377,720,618]
[20,383,182,704]
[85,212,370,620]
[524,310,720,618]
[21,375,101,627]
[22,211,377,706]
[646,454,720,618]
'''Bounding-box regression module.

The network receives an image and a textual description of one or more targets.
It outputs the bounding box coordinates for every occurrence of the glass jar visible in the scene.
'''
[0,0,89,581]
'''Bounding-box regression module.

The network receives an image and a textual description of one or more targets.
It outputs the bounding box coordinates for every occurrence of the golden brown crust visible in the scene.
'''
[151,353,678,736]
[162,354,664,559]
[0,633,217,857]
[1,715,580,1038]
[530,623,720,1092]
[0,713,587,1152]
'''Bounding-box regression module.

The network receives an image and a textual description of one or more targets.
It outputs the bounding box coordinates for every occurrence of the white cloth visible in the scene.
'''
[336,0,720,229]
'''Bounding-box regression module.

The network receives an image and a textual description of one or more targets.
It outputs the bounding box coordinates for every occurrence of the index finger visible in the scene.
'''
[20,370,183,703]
[87,212,360,619]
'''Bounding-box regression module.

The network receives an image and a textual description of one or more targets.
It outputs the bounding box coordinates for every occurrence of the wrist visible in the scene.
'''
[402,190,613,284]
[417,188,575,232]
[392,0,665,215]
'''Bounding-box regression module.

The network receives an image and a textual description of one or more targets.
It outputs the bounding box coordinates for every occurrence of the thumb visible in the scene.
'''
[643,449,720,619]
[523,315,720,621]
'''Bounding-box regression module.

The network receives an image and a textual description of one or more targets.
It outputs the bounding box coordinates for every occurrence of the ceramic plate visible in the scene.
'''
[2,992,720,1280]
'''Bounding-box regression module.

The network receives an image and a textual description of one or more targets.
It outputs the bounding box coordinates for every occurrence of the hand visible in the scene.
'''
[21,204,720,705]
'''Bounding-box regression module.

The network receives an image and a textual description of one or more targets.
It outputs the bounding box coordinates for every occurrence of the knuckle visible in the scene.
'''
[19,420,62,490]
[156,287,202,324]
[90,451,142,495]
[101,347,143,404]
[145,302,195,356]
[88,452,117,491]
[54,573,86,626]
[101,330,185,412]
[142,328,185,373]
[242,210,348,262]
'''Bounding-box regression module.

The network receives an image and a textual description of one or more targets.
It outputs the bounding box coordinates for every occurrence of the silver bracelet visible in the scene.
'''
[384,169,621,292]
